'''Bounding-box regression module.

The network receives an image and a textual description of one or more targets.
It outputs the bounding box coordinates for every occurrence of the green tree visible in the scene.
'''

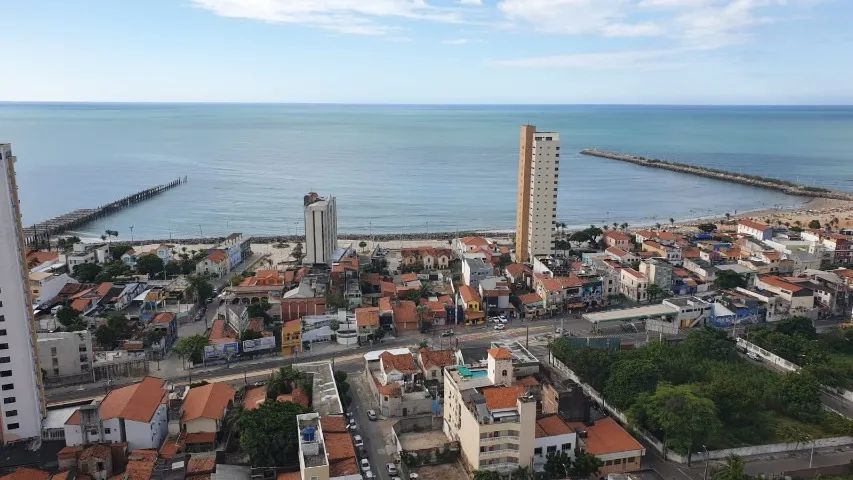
[497,253,513,269]
[604,359,660,409]
[57,306,81,325]
[646,283,665,302]
[358,240,368,252]
[808,219,821,229]
[73,263,102,282]
[775,371,823,422]
[775,316,816,338]
[247,299,273,322]
[472,471,500,480]
[267,366,307,399]
[335,370,352,408]
[239,400,309,466]
[712,454,751,480]
[96,261,133,282]
[714,270,747,289]
[173,335,210,364]
[629,383,721,464]
[698,223,718,233]
[95,324,119,349]
[186,275,214,303]
[136,254,164,276]
[544,450,572,479]
[164,260,182,276]
[240,329,263,341]
[569,452,604,479]
[290,242,305,263]
[330,319,340,332]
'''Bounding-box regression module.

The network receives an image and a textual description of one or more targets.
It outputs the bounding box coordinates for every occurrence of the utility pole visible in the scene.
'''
[702,445,709,480]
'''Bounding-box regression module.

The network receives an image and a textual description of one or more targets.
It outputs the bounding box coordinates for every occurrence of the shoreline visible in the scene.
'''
[70,197,853,247]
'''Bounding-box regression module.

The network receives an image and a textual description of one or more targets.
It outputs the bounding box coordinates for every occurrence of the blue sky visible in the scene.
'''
[1,0,851,104]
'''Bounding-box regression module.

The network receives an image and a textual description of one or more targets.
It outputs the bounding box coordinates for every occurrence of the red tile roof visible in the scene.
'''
[378,296,393,313]
[380,351,418,374]
[99,376,167,423]
[153,312,176,324]
[419,348,456,369]
[79,444,112,461]
[759,275,805,293]
[458,285,481,304]
[505,263,531,277]
[356,307,380,327]
[738,219,772,231]
[488,347,513,361]
[187,457,216,475]
[184,432,217,445]
[392,300,419,330]
[481,385,526,410]
[206,249,228,263]
[568,417,644,455]
[400,272,419,283]
[209,319,237,344]
[459,236,490,248]
[0,468,51,480]
[518,292,544,305]
[125,450,158,480]
[182,382,236,422]
[535,414,574,438]
[604,231,632,242]
[243,385,268,411]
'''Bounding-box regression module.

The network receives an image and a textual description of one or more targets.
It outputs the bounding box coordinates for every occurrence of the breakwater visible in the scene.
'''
[24,177,186,246]
[581,149,853,201]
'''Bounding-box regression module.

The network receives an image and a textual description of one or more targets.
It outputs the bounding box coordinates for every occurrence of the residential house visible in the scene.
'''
[121,244,174,268]
[638,258,673,293]
[642,241,682,265]
[282,320,303,356]
[458,285,485,325]
[619,268,648,303]
[295,413,360,480]
[603,231,632,250]
[356,307,380,341]
[479,277,511,314]
[181,383,236,436]
[400,247,453,270]
[737,219,774,241]
[392,300,420,332]
[533,415,577,471]
[29,272,76,309]
[568,417,645,476]
[505,263,532,287]
[218,233,251,270]
[366,349,432,417]
[280,281,327,321]
[455,236,494,256]
[195,249,229,279]
[148,312,178,353]
[64,376,168,450]
[37,331,94,378]
[67,243,110,271]
[417,348,456,384]
[518,293,546,318]
[605,247,639,265]
[462,257,492,288]
[754,275,816,314]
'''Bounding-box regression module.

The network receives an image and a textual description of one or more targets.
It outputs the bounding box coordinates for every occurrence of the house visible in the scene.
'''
[64,377,168,450]
[603,231,632,250]
[737,219,774,241]
[121,244,173,267]
[417,348,456,384]
[195,249,229,278]
[218,233,251,269]
[400,247,453,270]
[392,300,420,332]
[282,319,303,356]
[280,281,327,321]
[479,276,511,313]
[295,413,360,480]
[567,417,645,475]
[366,349,432,417]
[181,382,236,435]
[148,312,178,353]
[754,275,816,312]
[619,268,648,303]
[605,247,639,265]
[505,263,532,287]
[29,272,76,309]
[518,292,546,318]
[355,307,380,340]
[533,415,577,470]
[67,243,110,271]
[462,256,492,288]
[455,236,494,256]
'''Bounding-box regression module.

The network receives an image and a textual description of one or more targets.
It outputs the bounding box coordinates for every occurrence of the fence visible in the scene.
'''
[735,337,801,372]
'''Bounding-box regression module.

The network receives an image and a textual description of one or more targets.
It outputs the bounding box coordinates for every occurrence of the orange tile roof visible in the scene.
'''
[282,319,301,335]
[378,296,393,313]
[153,312,176,324]
[243,385,268,411]
[57,445,82,460]
[70,298,91,313]
[79,443,112,461]
[380,281,397,296]
[125,450,158,480]
[488,347,513,361]
[392,300,419,329]
[99,376,167,423]
[518,292,544,305]
[187,457,216,474]
[276,386,310,408]
[759,275,804,293]
[206,249,228,263]
[96,282,114,297]
[419,348,456,369]
[621,268,646,280]
[372,374,402,397]
[380,351,418,374]
[0,468,51,480]
[535,414,574,438]
[604,231,632,242]
[276,473,301,480]
[240,269,285,287]
[209,319,237,344]
[460,236,490,248]
[400,272,419,283]
[569,417,644,455]
[26,250,59,265]
[458,285,481,304]
[356,307,380,327]
[738,218,772,231]
[65,409,82,425]
[505,263,531,277]
[481,385,526,410]
[605,246,629,257]
[182,382,236,422]
[159,437,184,459]
[516,376,539,387]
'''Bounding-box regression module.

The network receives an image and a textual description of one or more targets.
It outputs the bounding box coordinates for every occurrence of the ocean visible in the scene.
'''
[1,103,851,240]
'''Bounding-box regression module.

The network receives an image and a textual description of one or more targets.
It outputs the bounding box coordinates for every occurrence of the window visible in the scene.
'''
[1,384,12,391]
[0,344,6,350]
[0,371,10,377]
[6,410,16,417]
[53,368,59,375]
[51,347,57,356]
[3,397,14,404]
[534,447,542,455]
[562,443,572,451]
[6,423,18,430]
[0,357,9,364]
[546,446,557,454]
[104,428,111,434]
[502,369,507,377]
[0,329,5,335]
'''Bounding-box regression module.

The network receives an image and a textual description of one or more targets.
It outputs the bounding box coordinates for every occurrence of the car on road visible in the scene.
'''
[360,459,371,473]
[493,324,505,331]
[367,409,378,421]
[554,327,563,335]
[364,472,375,480]
[498,315,508,323]
[348,419,357,430]
[386,464,398,475]
[353,435,364,447]
[440,329,454,337]
[392,477,401,480]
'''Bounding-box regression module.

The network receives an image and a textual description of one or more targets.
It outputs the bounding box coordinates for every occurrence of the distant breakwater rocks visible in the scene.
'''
[114,231,515,247]
[581,149,853,201]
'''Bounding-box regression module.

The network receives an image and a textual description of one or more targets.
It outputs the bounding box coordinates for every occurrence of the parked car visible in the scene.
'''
[367,409,378,421]
[386,464,398,475]
[441,329,454,337]
[360,459,371,473]
[494,324,505,331]
[353,435,364,447]
[364,471,375,480]
[409,474,419,480]
[348,419,358,430]
[498,316,508,324]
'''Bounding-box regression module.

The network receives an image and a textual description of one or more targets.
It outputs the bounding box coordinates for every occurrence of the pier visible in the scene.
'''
[581,149,853,201]
[23,176,186,246]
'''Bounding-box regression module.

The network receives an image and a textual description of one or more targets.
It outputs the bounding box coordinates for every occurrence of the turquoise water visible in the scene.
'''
[1,103,851,239]
[457,366,488,378]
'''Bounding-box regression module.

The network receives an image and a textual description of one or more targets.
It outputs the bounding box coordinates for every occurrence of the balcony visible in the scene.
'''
[480,448,519,459]
[480,434,519,444]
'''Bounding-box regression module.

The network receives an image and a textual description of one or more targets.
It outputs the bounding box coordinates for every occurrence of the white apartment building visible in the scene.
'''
[443,348,537,474]
[304,192,338,265]
[0,144,46,443]
[515,127,560,262]
[37,331,94,378]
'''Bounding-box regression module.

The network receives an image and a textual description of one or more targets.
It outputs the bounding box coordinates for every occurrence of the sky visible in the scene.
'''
[1,0,852,104]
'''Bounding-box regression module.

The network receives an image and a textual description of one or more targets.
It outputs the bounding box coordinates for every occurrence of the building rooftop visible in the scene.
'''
[583,304,677,324]
[182,382,236,422]
[535,414,574,438]
[294,361,342,416]
[97,376,167,423]
[490,341,538,364]
[568,417,644,456]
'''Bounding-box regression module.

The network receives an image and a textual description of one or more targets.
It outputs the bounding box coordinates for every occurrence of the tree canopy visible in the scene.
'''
[173,334,210,364]
[136,254,165,276]
[239,400,310,466]
[714,270,747,289]
[72,263,102,282]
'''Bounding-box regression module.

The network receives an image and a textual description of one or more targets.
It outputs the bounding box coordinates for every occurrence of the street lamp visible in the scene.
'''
[702,444,709,480]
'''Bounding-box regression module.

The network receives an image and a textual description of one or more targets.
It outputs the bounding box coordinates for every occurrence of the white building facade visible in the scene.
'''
[0,144,45,443]
[37,331,94,378]
[526,131,560,259]
[303,192,338,265]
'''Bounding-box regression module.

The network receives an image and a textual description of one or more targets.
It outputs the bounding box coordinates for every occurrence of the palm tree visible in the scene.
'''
[358,241,368,252]
[669,217,675,226]
[620,222,628,231]
[712,454,751,480]
[612,222,618,230]
[655,222,662,230]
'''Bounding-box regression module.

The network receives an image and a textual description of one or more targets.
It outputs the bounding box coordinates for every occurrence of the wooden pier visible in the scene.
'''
[580,149,853,201]
[24,176,186,246]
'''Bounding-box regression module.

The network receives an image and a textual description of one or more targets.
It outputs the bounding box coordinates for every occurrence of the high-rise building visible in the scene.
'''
[303,192,337,265]
[0,144,45,444]
[515,126,560,263]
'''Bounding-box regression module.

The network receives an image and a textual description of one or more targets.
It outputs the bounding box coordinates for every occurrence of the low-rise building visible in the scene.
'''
[196,249,229,278]
[603,231,632,250]
[568,417,645,476]
[462,257,492,288]
[281,280,327,321]
[282,319,303,356]
[355,307,380,340]
[296,413,360,480]
[479,277,511,313]
[737,219,774,241]
[180,382,236,436]
[619,268,648,303]
[37,331,94,379]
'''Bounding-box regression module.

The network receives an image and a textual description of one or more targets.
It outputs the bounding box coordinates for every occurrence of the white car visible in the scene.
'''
[364,471,375,480]
[367,409,378,421]
[494,324,505,331]
[360,459,371,473]
[409,474,419,480]
[349,419,358,430]
[386,464,398,475]
[353,435,364,447]
[498,316,508,324]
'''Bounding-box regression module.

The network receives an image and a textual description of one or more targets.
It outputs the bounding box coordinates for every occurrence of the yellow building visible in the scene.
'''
[281,319,302,356]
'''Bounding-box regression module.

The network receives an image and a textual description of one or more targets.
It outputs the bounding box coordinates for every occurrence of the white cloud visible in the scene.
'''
[489,48,681,68]
[459,0,483,5]
[191,0,463,35]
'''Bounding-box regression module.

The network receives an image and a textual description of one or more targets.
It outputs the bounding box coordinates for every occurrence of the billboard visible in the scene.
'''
[242,336,277,353]
[204,341,239,360]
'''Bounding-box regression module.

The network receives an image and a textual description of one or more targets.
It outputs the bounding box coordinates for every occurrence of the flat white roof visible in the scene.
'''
[583,304,677,324]
[43,405,83,430]
[363,347,411,362]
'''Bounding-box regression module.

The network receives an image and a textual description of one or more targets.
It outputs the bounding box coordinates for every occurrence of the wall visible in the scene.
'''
[125,404,168,450]
[735,337,801,372]
[184,417,218,434]
[38,331,94,378]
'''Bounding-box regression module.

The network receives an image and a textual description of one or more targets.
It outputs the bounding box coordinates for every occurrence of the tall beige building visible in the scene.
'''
[0,144,45,443]
[515,126,560,263]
